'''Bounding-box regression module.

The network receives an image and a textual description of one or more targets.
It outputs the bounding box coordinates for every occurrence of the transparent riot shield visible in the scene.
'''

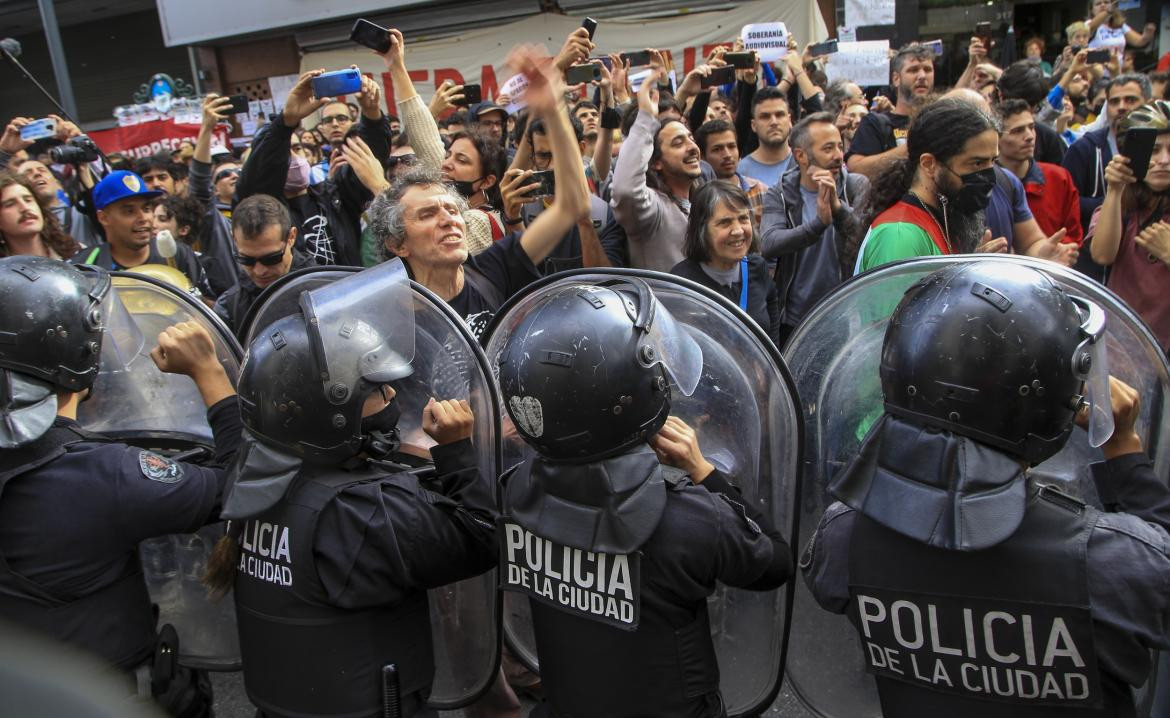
[482,268,803,718]
[782,255,1170,718]
[242,264,503,708]
[75,272,244,671]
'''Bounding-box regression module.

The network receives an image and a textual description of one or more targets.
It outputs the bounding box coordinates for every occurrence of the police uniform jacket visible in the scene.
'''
[502,460,793,718]
[802,453,1170,717]
[0,397,242,670]
[233,438,497,718]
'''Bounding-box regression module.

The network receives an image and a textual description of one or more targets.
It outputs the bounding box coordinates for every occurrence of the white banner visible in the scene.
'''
[741,22,789,63]
[845,0,895,28]
[825,40,890,88]
[300,0,825,120]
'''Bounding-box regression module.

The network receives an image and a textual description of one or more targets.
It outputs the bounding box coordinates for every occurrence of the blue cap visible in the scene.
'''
[93,171,164,210]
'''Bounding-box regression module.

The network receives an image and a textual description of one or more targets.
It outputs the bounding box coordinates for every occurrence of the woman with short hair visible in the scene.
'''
[670,179,780,346]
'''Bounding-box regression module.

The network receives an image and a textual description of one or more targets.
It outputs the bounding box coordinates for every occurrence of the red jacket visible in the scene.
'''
[1021,160,1084,246]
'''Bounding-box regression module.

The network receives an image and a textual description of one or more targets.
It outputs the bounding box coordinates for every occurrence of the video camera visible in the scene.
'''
[49,135,99,164]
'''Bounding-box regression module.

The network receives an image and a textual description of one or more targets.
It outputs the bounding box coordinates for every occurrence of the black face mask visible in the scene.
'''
[942,165,997,214]
[451,178,482,199]
[361,396,401,434]
[360,396,402,459]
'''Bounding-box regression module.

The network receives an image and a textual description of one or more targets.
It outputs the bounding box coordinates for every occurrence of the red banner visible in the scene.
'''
[88,120,230,160]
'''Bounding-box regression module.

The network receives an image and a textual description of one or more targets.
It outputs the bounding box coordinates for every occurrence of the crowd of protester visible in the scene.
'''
[1,0,1168,353]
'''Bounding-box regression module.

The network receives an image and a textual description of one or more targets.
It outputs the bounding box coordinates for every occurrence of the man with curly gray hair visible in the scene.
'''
[367,46,592,337]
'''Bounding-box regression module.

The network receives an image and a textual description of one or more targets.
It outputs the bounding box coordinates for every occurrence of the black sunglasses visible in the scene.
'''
[214,168,241,183]
[236,243,288,267]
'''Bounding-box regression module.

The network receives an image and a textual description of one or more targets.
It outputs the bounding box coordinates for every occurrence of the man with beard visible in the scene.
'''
[695,119,766,224]
[942,88,1077,267]
[850,99,1006,274]
[760,113,868,343]
[73,171,213,297]
[738,87,794,187]
[612,62,703,272]
[847,43,936,181]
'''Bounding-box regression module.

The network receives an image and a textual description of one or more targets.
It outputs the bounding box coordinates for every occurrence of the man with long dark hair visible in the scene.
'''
[850,99,1004,273]
[612,58,703,272]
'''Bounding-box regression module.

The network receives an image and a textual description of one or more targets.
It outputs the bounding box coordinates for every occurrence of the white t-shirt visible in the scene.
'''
[1089,22,1131,65]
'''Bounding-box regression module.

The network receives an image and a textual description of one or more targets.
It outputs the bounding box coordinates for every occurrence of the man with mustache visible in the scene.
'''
[759,113,869,344]
[846,43,936,181]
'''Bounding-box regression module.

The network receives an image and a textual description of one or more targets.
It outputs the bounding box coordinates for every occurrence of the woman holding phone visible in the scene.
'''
[1087,101,1170,350]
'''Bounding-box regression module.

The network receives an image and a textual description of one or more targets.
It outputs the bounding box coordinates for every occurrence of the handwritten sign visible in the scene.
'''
[845,0,894,27]
[825,40,891,88]
[741,22,789,63]
[500,73,530,113]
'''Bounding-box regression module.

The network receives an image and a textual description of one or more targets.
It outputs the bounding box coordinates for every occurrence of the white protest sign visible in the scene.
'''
[741,22,789,63]
[500,73,530,113]
[838,26,857,43]
[845,0,894,27]
[266,74,299,113]
[259,98,275,117]
[825,40,890,87]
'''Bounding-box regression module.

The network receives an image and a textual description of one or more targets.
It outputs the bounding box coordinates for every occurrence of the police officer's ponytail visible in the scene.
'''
[203,521,243,598]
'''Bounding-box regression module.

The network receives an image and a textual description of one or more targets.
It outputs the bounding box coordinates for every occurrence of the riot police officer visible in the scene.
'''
[801,261,1170,716]
[204,261,497,718]
[495,278,793,717]
[0,255,241,715]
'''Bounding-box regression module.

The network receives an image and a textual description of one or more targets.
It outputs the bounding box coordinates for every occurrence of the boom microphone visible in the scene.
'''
[0,38,21,59]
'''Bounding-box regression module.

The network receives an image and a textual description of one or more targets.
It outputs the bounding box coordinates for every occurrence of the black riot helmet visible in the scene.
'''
[496,278,702,463]
[0,256,113,392]
[237,261,416,464]
[880,261,1111,465]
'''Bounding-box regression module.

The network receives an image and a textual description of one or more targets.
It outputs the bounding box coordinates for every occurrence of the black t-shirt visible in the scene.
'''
[71,239,214,298]
[448,231,541,339]
[846,112,910,161]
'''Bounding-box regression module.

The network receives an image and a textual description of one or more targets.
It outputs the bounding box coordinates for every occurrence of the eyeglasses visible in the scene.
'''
[214,168,240,183]
[321,114,351,125]
[387,153,417,168]
[236,242,288,267]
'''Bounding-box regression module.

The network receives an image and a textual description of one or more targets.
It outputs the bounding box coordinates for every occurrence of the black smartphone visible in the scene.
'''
[566,64,601,85]
[459,84,482,106]
[593,56,613,70]
[227,94,249,115]
[350,18,391,54]
[1124,127,1159,182]
[1086,49,1112,65]
[582,17,598,40]
[531,170,555,197]
[621,50,653,67]
[975,22,992,39]
[701,65,736,88]
[724,52,756,69]
[808,39,839,56]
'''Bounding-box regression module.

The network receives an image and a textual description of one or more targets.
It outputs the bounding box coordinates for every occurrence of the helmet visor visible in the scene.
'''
[96,280,144,372]
[299,259,416,394]
[1071,295,1114,448]
[645,297,703,397]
